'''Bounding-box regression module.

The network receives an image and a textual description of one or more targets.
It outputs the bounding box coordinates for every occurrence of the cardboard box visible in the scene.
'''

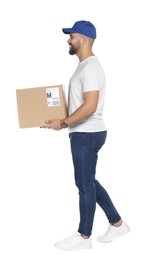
[16,85,67,128]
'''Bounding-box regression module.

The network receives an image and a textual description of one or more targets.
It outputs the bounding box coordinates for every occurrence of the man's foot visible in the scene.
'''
[55,232,92,251]
[97,221,130,243]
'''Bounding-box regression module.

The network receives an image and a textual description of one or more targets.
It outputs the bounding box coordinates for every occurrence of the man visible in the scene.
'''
[43,20,130,250]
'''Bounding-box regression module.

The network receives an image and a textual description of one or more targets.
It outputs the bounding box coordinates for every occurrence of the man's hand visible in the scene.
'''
[42,119,62,130]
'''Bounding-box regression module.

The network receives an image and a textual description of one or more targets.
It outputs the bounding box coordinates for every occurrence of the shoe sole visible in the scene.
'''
[55,244,92,251]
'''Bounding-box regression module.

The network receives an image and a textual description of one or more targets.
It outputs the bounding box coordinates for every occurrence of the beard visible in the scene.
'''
[69,42,81,55]
[69,44,78,55]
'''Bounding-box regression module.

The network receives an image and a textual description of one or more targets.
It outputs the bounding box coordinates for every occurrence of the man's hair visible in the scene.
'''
[88,37,95,47]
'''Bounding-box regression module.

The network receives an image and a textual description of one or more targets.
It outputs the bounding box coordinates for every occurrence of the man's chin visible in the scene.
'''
[69,47,77,55]
[69,51,75,55]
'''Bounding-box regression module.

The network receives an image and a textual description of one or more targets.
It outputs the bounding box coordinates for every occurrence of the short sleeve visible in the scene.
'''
[81,65,105,92]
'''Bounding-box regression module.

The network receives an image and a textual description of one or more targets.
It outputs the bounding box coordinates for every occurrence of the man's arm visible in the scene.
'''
[43,90,99,130]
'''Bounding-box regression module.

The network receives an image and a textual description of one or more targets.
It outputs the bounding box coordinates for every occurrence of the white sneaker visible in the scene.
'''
[55,232,92,251]
[97,221,130,243]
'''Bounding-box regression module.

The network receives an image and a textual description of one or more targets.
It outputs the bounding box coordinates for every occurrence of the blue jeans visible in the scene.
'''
[69,131,121,236]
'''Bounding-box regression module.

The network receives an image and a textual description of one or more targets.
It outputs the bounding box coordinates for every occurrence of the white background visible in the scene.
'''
[0,0,149,259]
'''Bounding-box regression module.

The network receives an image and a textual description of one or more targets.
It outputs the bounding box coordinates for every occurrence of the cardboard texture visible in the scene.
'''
[16,85,67,128]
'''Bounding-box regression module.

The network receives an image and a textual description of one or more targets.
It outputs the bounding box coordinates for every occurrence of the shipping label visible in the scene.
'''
[46,87,60,107]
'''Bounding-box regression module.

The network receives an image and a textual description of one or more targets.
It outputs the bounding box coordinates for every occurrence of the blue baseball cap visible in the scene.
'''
[62,20,96,39]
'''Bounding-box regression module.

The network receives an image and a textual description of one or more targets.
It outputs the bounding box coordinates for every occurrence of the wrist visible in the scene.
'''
[60,119,68,129]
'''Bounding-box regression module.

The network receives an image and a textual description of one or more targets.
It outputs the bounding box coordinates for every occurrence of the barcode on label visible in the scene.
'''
[48,100,60,106]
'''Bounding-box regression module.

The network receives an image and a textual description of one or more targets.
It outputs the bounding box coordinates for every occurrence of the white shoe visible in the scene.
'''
[97,221,130,243]
[55,232,92,251]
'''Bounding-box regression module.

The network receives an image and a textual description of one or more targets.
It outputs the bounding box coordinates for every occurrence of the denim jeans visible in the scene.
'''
[69,131,121,236]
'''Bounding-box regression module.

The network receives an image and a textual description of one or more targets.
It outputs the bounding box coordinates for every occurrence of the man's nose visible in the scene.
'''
[67,38,71,44]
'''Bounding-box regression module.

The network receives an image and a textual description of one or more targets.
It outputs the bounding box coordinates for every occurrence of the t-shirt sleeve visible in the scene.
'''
[81,65,105,92]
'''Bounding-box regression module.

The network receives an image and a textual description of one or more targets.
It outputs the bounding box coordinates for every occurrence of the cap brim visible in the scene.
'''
[62,28,78,34]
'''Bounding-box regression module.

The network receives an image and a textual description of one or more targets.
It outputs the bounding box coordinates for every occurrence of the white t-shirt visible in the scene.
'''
[68,56,106,133]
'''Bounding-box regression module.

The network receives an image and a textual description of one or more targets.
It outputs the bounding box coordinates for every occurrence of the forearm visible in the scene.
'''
[64,103,96,127]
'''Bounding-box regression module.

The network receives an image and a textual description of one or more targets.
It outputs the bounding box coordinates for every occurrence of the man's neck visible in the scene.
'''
[77,50,95,62]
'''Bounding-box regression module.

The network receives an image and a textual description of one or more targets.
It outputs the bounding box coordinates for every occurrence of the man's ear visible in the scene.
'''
[80,35,88,45]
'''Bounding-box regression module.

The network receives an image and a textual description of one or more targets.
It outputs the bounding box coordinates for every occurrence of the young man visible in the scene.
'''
[43,20,130,250]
